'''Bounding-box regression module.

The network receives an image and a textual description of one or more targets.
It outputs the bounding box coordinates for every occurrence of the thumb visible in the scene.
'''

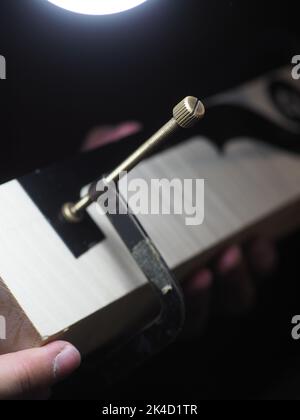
[0,341,81,400]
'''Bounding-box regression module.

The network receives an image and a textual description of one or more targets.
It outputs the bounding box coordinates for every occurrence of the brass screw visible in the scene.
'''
[62,96,205,223]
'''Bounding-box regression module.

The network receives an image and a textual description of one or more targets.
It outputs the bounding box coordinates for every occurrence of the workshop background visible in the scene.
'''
[1,0,300,400]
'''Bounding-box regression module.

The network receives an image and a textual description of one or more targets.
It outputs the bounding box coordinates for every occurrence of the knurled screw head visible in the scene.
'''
[173,96,205,128]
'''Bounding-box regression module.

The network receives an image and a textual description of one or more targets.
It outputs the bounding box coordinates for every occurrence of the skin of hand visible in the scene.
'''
[83,123,278,339]
[182,240,277,339]
[0,341,81,400]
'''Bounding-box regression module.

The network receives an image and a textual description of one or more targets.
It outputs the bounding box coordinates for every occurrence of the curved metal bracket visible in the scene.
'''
[97,187,185,386]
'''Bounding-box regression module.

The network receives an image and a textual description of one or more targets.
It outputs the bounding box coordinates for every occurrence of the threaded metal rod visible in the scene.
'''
[62,96,205,223]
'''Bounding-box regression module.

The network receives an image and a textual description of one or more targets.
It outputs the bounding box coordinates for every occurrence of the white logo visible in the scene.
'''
[0,55,6,80]
[291,315,300,340]
[95,173,205,227]
[292,55,300,80]
[0,316,6,340]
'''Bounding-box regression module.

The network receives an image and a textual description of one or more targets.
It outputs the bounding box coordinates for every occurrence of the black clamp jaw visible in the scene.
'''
[97,188,185,386]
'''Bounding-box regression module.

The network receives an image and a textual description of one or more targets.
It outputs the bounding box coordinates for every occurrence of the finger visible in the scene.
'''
[214,246,256,316]
[0,341,81,400]
[82,121,142,151]
[246,237,278,279]
[181,269,213,339]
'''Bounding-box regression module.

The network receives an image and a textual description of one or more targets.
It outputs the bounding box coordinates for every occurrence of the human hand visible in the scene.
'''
[0,341,81,400]
[182,239,277,339]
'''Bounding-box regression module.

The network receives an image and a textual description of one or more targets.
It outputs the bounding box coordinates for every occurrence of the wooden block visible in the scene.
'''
[0,137,300,356]
[0,180,157,355]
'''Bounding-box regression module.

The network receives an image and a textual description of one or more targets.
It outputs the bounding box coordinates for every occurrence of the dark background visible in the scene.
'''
[1,0,300,400]
[0,0,298,178]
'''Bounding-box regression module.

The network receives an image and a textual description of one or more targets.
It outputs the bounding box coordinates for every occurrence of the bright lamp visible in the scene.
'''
[47,0,149,15]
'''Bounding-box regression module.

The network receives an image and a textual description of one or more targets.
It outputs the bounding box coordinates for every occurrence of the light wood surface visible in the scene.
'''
[0,137,299,355]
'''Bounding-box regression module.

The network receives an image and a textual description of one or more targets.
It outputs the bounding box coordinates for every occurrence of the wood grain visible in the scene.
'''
[0,137,299,355]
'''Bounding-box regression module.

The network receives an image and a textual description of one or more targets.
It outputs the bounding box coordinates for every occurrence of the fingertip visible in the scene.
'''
[183,269,213,296]
[217,246,242,275]
[114,121,142,138]
[51,342,81,382]
[40,341,81,382]
[82,121,142,151]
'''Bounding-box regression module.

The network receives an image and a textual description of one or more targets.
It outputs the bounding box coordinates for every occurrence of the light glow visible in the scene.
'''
[47,0,149,15]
